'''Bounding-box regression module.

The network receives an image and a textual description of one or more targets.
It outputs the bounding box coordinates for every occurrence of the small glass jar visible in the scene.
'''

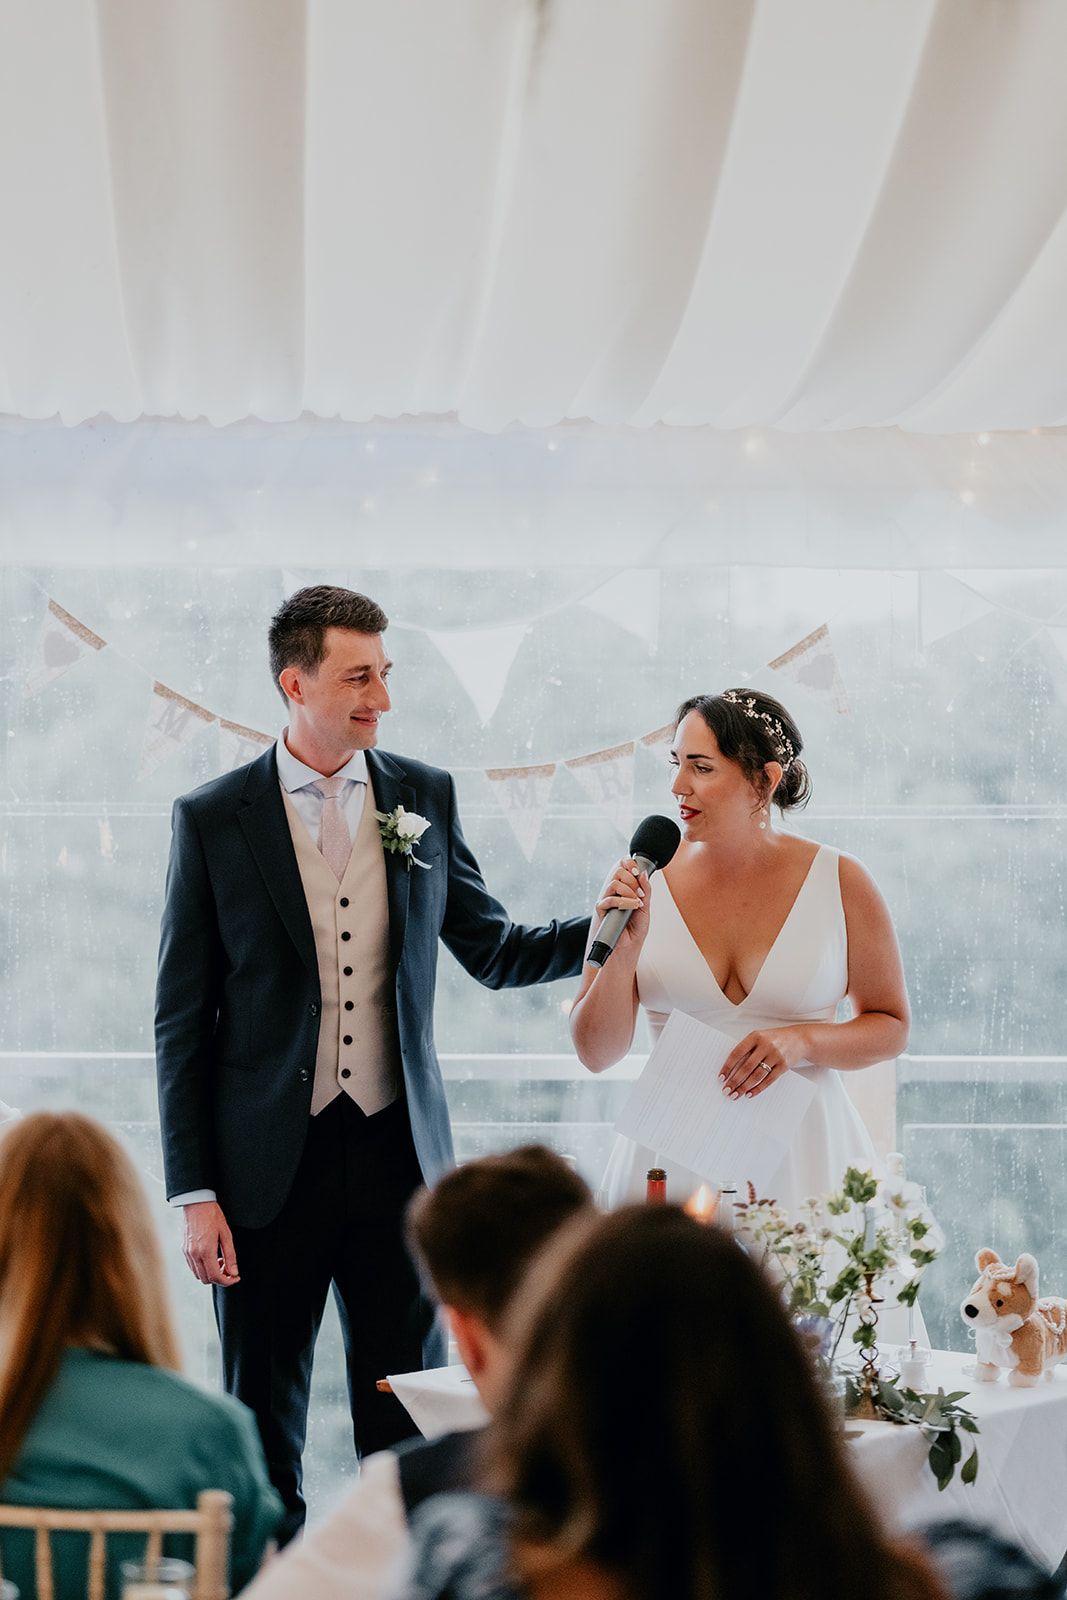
[120,1557,195,1600]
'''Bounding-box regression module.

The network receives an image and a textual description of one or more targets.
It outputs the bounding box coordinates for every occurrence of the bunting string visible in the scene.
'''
[13,581,894,856]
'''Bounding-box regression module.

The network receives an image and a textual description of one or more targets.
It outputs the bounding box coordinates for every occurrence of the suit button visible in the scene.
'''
[341,930,351,942]
[308,1003,319,1017]
[344,1000,354,1011]
[340,897,350,908]
[343,966,353,977]
[340,1068,351,1079]
[299,1069,310,1082]
[343,1035,353,1046]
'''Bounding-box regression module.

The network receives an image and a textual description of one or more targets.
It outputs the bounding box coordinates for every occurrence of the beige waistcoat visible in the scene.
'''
[282,781,400,1116]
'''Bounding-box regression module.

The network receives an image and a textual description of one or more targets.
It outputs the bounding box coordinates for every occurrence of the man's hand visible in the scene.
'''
[182,1200,240,1286]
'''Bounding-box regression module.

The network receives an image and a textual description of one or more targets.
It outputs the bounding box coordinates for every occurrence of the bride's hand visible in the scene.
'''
[592,857,650,954]
[718,1026,810,1099]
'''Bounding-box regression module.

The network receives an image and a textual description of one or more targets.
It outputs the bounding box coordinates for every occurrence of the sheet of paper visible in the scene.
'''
[614,1009,818,1194]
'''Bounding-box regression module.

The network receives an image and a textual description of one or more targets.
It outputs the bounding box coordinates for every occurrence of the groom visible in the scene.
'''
[155,585,589,1542]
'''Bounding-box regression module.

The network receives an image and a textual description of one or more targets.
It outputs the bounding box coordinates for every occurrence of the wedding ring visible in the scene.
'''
[758,1061,772,1074]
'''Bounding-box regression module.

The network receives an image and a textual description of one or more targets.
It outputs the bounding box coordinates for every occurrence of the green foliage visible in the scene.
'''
[845,1377,980,1491]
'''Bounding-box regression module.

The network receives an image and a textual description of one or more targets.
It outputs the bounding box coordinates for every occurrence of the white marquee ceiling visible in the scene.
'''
[3,0,1067,432]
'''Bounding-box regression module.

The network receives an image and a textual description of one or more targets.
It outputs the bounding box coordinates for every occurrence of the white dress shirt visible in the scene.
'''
[169,734,371,1209]
[274,733,370,843]
[240,1450,408,1600]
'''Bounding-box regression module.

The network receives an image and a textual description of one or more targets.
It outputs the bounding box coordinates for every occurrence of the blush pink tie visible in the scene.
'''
[313,776,351,881]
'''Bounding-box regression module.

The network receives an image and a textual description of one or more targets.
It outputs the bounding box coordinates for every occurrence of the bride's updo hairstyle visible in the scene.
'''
[675,688,812,813]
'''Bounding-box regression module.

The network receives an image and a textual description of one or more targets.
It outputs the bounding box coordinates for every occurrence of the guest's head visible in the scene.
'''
[487,1205,940,1600]
[406,1145,594,1410]
[0,1112,180,1481]
[670,689,811,838]
[268,585,391,759]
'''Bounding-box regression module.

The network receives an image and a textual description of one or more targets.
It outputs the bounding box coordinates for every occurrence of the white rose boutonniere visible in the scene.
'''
[376,805,432,870]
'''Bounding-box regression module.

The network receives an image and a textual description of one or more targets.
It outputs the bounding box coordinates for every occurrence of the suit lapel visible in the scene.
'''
[236,747,319,982]
[366,748,416,973]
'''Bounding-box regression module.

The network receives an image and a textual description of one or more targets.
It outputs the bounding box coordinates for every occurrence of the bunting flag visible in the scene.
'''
[768,623,849,714]
[580,569,660,654]
[24,598,107,696]
[565,742,636,840]
[140,682,216,778]
[486,763,557,861]
[919,571,996,651]
[640,723,674,749]
[218,718,274,774]
[426,622,529,726]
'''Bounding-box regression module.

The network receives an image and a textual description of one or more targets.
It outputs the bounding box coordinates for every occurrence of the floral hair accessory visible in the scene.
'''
[721,689,796,769]
[376,805,432,870]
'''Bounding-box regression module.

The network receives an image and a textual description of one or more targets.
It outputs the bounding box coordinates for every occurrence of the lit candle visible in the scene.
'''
[684,1184,717,1224]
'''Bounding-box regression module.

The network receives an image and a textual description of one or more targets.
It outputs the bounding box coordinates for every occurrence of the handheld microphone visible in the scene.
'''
[587,814,681,968]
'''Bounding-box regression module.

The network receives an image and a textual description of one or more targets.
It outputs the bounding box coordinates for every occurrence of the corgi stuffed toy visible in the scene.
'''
[961,1249,1067,1386]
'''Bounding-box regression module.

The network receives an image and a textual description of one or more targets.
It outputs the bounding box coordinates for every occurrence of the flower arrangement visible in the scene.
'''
[734,1165,978,1488]
[376,805,432,870]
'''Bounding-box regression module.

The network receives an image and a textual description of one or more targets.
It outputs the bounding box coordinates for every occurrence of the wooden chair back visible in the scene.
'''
[0,1488,232,1600]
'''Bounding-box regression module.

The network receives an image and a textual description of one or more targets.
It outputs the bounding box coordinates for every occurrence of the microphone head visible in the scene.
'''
[629,814,682,871]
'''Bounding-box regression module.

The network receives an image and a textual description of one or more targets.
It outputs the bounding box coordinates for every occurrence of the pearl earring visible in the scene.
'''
[758,805,769,831]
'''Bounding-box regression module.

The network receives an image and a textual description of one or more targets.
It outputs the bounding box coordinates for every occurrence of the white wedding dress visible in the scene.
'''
[599,845,879,1211]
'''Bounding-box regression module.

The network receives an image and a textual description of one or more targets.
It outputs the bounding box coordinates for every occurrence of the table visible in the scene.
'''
[387,1350,1067,1570]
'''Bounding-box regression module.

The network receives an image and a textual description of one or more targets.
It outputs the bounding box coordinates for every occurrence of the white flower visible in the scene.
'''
[394,807,431,842]
[877,1176,924,1218]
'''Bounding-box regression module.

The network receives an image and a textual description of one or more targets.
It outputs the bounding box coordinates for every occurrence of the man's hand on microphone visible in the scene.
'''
[594,857,650,953]
[182,1200,240,1287]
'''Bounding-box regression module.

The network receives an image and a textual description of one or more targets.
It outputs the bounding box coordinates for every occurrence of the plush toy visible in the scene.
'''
[960,1249,1067,1386]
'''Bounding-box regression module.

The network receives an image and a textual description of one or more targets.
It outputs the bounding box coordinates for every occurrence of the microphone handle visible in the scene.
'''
[587,853,658,969]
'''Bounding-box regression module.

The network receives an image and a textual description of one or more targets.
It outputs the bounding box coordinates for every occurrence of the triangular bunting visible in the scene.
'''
[427,623,528,726]
[768,624,849,715]
[565,742,636,840]
[580,570,660,654]
[23,598,106,696]
[218,718,274,774]
[140,683,216,778]
[919,572,996,651]
[640,724,674,748]
[485,763,557,861]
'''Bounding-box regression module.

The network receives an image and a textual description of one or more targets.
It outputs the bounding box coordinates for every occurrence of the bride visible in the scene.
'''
[570,688,910,1212]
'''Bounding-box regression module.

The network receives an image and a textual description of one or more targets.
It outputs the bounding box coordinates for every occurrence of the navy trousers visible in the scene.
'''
[214,1094,443,1544]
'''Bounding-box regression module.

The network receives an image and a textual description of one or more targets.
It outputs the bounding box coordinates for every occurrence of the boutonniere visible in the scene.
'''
[376,805,432,871]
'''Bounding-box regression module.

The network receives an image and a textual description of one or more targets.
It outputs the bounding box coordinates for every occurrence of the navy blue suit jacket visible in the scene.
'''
[155,746,589,1229]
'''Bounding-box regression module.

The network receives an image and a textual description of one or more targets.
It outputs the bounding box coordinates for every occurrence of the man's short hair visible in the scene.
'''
[406,1146,593,1333]
[268,585,389,701]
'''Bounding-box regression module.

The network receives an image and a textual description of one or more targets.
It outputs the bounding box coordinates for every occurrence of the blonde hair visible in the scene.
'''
[0,1113,181,1482]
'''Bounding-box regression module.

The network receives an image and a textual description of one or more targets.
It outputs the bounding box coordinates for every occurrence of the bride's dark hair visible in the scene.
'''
[675,689,811,812]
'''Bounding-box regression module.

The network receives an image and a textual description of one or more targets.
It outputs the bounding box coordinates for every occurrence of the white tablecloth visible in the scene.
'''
[848,1351,1067,1571]
[388,1351,1067,1570]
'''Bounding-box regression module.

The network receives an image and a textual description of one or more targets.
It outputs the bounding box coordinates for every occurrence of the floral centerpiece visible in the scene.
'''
[733,1165,979,1489]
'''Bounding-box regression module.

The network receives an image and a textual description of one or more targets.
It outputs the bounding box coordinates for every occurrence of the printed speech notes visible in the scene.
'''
[614,1010,817,1195]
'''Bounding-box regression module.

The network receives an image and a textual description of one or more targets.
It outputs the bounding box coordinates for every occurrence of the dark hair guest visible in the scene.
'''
[400,1207,947,1600]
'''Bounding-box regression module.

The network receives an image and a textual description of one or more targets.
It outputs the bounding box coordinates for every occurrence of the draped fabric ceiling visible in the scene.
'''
[4,0,1067,433]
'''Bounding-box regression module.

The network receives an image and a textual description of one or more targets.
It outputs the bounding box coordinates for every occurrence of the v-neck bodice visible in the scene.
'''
[638,845,848,1043]
[603,840,883,1242]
